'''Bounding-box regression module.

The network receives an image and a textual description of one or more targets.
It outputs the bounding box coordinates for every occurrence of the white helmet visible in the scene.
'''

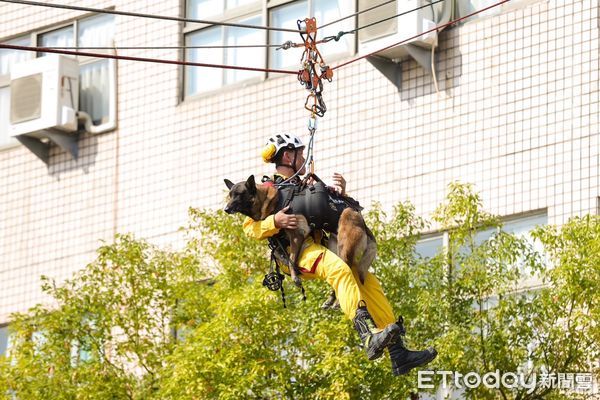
[261,133,304,163]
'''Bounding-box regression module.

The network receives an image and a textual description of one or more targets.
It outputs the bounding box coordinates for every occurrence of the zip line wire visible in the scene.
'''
[344,0,445,35]
[0,0,510,74]
[0,0,301,33]
[0,43,299,74]
[318,0,445,44]
[0,0,437,36]
[33,45,285,50]
[332,0,510,70]
[0,0,446,51]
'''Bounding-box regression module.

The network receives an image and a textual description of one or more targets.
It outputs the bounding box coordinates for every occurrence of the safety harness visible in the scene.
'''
[261,173,363,307]
[262,18,339,306]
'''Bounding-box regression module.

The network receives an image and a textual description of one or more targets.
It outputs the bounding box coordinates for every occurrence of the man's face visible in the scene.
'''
[293,148,306,175]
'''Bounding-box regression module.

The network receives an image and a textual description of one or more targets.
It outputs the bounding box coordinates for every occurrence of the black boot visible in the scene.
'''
[353,304,401,361]
[389,317,437,376]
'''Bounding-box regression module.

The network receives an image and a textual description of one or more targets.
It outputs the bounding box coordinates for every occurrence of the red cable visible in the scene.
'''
[333,0,510,71]
[0,44,298,75]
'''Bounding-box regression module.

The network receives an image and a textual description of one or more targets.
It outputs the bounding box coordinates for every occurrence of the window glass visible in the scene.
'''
[0,36,31,75]
[186,15,263,96]
[270,1,352,70]
[227,0,256,9]
[269,1,307,70]
[504,213,548,274]
[187,0,257,18]
[80,60,111,124]
[78,14,115,48]
[503,214,547,238]
[225,15,263,84]
[38,26,74,57]
[186,26,223,95]
[313,0,353,60]
[0,325,9,356]
[187,0,224,19]
[414,235,443,259]
[78,15,115,125]
[456,226,496,256]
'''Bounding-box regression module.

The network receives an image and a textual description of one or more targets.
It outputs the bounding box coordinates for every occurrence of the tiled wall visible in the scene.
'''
[0,0,598,322]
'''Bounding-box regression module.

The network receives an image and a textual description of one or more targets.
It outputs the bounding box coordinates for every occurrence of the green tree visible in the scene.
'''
[1,183,598,399]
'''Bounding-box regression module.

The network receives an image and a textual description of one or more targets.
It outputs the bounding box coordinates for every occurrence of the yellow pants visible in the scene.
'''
[284,240,396,329]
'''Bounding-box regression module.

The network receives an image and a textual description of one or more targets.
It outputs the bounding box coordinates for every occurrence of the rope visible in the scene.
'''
[0,43,298,75]
[333,0,511,71]
[0,0,302,33]
[35,45,285,50]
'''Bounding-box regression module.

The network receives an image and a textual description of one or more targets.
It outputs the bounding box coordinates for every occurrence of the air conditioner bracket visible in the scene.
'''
[16,128,79,165]
[367,55,402,91]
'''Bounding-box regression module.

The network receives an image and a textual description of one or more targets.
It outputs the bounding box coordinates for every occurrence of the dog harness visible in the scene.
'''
[265,174,363,234]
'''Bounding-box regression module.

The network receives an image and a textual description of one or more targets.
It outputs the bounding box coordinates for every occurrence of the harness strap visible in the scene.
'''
[263,250,287,308]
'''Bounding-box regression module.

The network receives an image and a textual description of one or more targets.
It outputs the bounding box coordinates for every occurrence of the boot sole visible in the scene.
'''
[367,324,402,361]
[394,348,438,376]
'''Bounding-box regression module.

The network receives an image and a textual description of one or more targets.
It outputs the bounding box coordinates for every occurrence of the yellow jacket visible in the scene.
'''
[242,214,280,240]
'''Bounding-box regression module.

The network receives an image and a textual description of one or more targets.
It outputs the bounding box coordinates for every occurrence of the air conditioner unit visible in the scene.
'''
[358,0,450,60]
[9,55,79,138]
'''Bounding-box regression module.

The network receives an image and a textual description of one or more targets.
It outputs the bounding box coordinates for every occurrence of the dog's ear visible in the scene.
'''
[224,179,234,190]
[245,175,257,195]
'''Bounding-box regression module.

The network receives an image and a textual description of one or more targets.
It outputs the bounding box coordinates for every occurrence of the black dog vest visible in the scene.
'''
[269,176,363,234]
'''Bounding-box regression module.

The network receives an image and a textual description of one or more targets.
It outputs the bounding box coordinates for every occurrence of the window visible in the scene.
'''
[414,234,444,259]
[0,324,10,356]
[38,15,116,126]
[0,36,31,147]
[415,212,548,276]
[185,14,264,96]
[187,0,258,19]
[76,14,116,126]
[38,26,74,56]
[183,0,354,97]
[503,213,548,277]
[0,13,115,142]
[184,0,265,97]
[269,0,353,69]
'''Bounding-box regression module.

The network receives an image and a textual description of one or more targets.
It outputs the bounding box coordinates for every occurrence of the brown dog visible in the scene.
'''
[224,175,377,305]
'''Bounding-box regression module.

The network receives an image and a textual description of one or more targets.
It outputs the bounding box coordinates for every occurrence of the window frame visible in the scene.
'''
[182,0,267,99]
[36,16,118,130]
[0,13,117,147]
[0,323,11,357]
[415,209,548,288]
[181,0,357,100]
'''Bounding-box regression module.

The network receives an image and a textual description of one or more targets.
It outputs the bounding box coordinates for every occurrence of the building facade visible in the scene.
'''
[0,0,598,356]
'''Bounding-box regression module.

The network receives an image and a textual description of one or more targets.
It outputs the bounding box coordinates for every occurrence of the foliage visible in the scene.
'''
[1,183,598,399]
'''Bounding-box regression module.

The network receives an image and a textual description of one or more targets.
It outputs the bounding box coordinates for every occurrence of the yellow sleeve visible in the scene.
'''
[243,215,280,240]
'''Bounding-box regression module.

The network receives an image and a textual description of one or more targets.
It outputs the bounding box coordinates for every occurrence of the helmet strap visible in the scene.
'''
[291,149,299,172]
[275,149,299,172]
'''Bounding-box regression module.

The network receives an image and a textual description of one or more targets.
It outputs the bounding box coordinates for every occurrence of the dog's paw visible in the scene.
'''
[321,299,334,309]
[293,276,303,288]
